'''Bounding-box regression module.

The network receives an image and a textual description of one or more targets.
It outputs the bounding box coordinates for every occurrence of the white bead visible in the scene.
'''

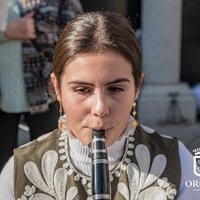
[63,163,69,168]
[128,143,134,148]
[121,164,127,171]
[67,169,73,175]
[81,178,87,185]
[58,141,65,147]
[59,148,65,154]
[115,170,120,177]
[74,175,80,181]
[127,151,133,156]
[60,155,67,160]
[109,174,114,182]
[129,137,135,141]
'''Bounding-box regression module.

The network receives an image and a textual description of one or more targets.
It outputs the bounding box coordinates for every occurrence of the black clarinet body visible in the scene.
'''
[91,130,111,200]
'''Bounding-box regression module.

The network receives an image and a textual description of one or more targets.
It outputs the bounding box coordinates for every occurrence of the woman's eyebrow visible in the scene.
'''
[105,78,131,85]
[67,81,94,86]
[67,78,131,86]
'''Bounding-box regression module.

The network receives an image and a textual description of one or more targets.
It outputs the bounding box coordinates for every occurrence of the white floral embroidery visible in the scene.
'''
[18,150,78,200]
[166,186,177,199]
[140,125,155,134]
[18,124,178,200]
[37,132,53,142]
[157,177,169,188]
[24,186,36,196]
[117,144,177,200]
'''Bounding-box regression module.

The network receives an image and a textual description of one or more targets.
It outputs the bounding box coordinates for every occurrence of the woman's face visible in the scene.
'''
[51,50,141,146]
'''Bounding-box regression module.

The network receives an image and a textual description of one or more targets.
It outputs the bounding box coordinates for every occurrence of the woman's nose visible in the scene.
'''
[91,92,109,117]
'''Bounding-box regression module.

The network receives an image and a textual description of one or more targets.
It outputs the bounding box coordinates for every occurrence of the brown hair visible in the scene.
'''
[52,11,142,91]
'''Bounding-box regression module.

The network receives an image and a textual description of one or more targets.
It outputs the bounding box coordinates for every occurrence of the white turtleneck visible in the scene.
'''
[67,125,130,176]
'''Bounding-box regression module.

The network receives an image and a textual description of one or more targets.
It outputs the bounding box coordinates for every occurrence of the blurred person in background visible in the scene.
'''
[0,0,83,172]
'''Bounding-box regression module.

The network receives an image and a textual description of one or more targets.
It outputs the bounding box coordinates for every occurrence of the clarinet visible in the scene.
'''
[91,129,111,200]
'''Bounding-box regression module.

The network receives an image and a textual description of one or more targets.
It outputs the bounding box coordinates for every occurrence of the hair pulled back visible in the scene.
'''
[52,11,142,90]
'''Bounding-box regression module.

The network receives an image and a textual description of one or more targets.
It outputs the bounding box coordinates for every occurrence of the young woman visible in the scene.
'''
[0,11,198,199]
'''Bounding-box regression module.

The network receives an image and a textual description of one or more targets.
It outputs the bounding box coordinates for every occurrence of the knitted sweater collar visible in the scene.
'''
[66,116,135,176]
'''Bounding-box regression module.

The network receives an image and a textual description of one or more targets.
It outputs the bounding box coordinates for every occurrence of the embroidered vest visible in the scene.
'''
[14,125,181,200]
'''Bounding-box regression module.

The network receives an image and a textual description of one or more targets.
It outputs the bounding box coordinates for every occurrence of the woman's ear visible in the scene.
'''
[50,72,61,102]
[135,73,144,100]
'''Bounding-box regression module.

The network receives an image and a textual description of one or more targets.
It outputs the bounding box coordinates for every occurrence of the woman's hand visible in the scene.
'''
[4,11,36,40]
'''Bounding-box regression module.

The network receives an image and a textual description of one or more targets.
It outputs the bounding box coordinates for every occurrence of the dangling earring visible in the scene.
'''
[132,102,138,127]
[58,101,64,130]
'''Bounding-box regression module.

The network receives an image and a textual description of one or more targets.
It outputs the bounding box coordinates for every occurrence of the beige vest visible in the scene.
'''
[14,125,181,200]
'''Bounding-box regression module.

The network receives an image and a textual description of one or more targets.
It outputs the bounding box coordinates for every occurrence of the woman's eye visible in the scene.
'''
[74,87,94,96]
[107,86,124,93]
